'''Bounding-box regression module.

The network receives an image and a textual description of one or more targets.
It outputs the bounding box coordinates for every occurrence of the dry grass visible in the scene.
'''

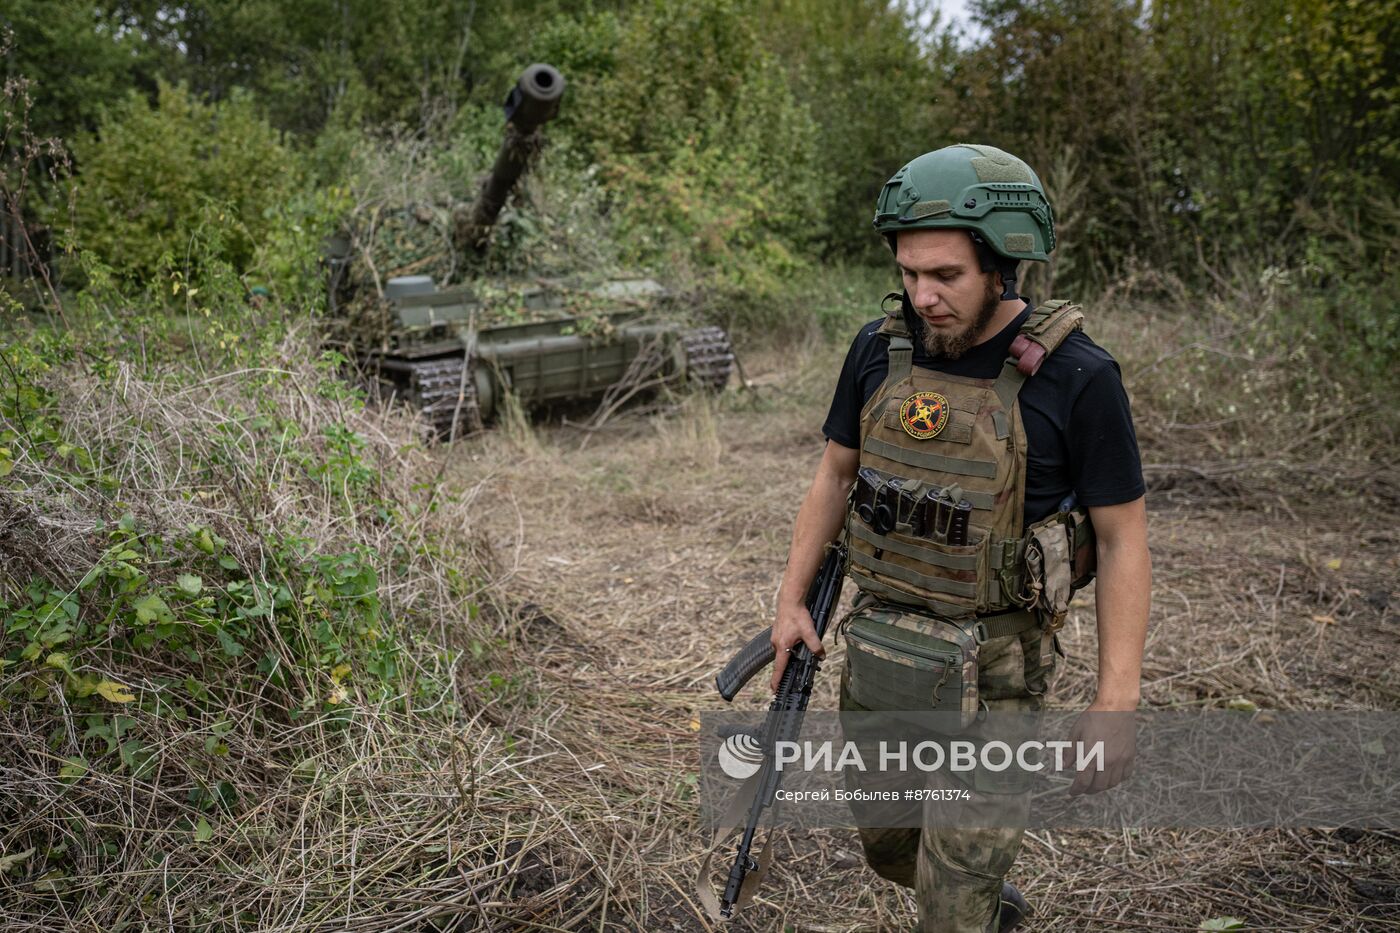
[0,331,617,931]
[437,295,1400,931]
[3,290,1397,930]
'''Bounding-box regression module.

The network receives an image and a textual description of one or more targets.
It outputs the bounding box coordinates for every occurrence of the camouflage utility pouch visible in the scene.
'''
[1023,515,1075,630]
[1065,507,1097,591]
[840,605,980,731]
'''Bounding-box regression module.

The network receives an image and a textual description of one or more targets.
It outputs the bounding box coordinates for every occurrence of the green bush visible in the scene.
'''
[0,337,426,718]
[64,81,297,280]
[532,0,832,302]
[948,0,1399,294]
[0,318,510,924]
[1288,197,1400,392]
[756,0,959,259]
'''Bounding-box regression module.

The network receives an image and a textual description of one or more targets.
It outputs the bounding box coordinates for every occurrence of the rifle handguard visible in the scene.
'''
[715,628,775,702]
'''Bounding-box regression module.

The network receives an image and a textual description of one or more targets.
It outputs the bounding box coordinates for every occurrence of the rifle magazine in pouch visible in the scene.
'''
[841,607,980,731]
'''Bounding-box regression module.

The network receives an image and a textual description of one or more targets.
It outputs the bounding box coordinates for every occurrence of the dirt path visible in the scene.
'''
[447,344,1400,932]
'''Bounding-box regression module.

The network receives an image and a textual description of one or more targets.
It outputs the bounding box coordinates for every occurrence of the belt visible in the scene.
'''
[851,589,1040,644]
[970,609,1039,642]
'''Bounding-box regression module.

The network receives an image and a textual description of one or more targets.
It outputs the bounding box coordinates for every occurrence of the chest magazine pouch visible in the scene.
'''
[847,473,996,619]
[840,605,980,732]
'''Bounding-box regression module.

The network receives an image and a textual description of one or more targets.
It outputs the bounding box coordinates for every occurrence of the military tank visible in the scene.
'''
[329,63,735,437]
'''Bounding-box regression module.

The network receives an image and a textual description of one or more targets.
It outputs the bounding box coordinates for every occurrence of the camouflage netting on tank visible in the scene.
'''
[355,201,461,286]
[327,202,683,353]
[330,273,674,354]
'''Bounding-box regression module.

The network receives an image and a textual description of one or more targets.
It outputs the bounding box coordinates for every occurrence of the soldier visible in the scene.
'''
[769,144,1151,931]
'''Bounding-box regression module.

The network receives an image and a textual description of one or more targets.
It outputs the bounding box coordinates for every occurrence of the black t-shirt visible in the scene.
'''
[822,297,1146,526]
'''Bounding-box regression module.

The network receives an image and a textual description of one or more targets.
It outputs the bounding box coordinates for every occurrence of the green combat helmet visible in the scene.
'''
[873,143,1055,299]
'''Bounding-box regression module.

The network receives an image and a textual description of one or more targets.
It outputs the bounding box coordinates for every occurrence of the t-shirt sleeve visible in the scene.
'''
[1066,363,1146,507]
[820,328,870,450]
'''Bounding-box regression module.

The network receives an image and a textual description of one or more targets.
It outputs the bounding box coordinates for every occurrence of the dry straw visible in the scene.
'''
[3,288,1398,929]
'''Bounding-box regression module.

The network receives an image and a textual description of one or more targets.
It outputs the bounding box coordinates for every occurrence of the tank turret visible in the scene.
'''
[451,63,566,262]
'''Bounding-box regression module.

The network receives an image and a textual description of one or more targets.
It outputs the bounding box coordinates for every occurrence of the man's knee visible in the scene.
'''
[857,825,918,888]
[916,825,1024,932]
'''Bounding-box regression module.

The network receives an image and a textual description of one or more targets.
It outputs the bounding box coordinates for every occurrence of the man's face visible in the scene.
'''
[895,229,1001,359]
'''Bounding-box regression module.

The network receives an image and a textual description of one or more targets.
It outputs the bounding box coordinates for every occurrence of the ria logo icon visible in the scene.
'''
[718,731,764,780]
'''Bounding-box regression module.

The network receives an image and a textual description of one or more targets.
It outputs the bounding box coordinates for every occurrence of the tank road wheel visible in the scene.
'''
[408,355,485,440]
[680,326,735,393]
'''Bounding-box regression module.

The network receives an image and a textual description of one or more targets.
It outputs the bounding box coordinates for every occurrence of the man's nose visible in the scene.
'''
[912,279,942,309]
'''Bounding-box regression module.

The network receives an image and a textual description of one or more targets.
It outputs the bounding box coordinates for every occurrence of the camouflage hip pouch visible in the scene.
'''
[840,605,982,732]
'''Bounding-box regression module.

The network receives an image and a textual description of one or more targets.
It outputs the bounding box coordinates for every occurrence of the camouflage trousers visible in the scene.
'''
[838,602,1059,933]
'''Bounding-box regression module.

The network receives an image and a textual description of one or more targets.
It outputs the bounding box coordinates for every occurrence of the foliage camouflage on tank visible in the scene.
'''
[327,63,735,438]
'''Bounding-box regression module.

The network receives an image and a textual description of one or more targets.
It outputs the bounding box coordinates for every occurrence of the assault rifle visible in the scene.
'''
[704,540,848,919]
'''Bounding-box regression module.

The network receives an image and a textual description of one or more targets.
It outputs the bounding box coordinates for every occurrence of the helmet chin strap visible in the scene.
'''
[995,261,1019,301]
[969,232,1020,301]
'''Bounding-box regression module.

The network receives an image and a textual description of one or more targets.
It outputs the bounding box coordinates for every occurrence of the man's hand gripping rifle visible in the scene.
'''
[703,539,848,920]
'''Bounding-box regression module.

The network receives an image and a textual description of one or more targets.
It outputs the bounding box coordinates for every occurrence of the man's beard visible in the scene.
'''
[919,277,1000,359]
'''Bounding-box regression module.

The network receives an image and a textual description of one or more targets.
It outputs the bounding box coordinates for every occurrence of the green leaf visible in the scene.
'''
[133,593,173,624]
[1200,919,1246,931]
[120,738,155,778]
[0,847,35,874]
[95,681,137,703]
[58,756,88,782]
[176,574,203,597]
[216,626,244,657]
[32,870,66,892]
[40,623,72,648]
[194,817,214,842]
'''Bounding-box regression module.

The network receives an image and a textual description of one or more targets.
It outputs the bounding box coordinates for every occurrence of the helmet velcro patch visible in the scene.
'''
[909,199,951,219]
[1003,233,1035,253]
[971,156,1033,184]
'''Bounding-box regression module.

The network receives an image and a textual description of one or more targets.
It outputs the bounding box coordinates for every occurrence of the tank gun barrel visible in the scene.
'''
[453,64,566,261]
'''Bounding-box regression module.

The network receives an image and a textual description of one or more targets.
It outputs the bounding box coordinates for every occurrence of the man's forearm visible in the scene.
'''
[1091,536,1151,708]
[777,466,851,609]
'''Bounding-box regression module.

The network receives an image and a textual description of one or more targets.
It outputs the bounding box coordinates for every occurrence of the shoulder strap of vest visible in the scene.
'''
[1016,299,1085,366]
[876,292,914,383]
[992,300,1085,438]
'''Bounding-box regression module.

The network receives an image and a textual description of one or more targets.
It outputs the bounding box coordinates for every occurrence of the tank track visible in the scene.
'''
[376,354,482,439]
[680,326,735,393]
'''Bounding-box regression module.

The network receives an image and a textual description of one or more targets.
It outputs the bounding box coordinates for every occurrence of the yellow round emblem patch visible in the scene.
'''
[899,391,950,440]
